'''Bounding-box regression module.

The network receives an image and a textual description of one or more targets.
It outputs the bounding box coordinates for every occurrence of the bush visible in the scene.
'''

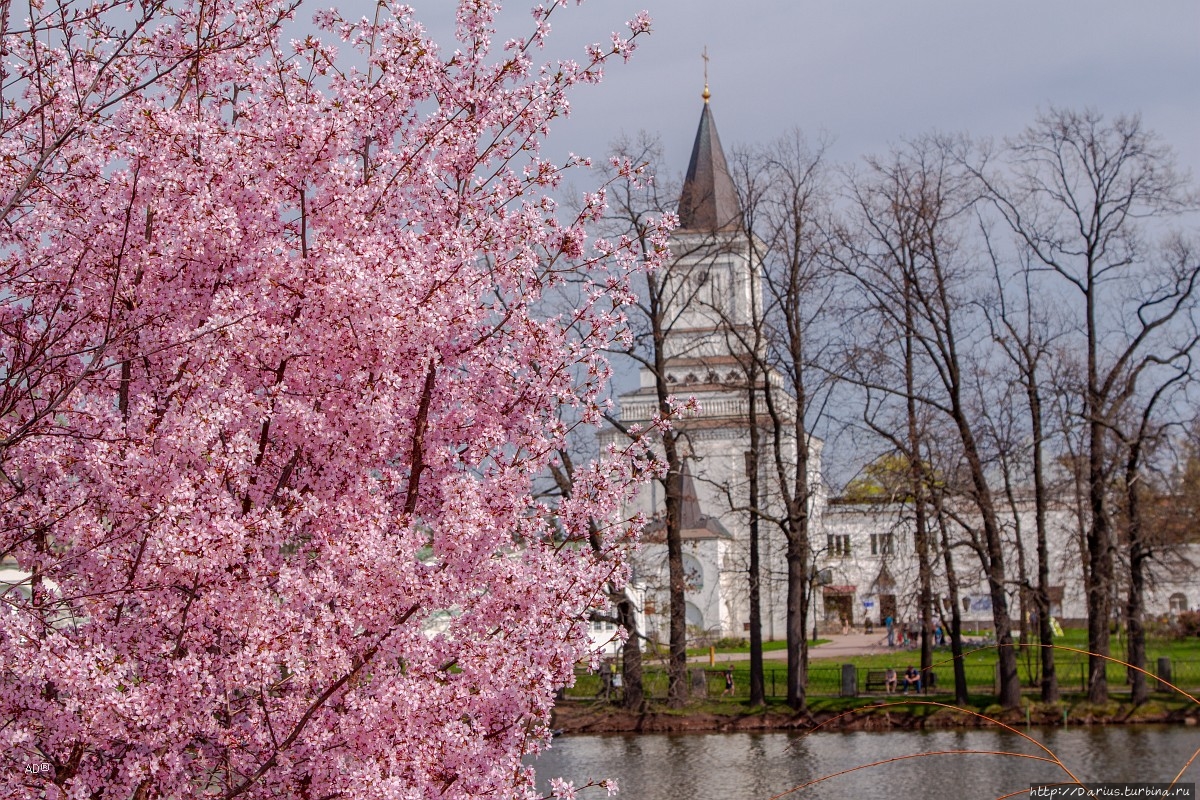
[714,637,748,650]
[1174,611,1200,638]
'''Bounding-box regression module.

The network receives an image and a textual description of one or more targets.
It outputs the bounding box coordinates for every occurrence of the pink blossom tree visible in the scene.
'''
[0,0,664,796]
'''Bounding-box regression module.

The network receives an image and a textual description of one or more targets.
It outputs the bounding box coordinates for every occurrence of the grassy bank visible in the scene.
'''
[570,630,1200,704]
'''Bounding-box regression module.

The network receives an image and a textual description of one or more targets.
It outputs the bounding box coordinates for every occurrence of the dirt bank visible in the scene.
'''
[551,700,1200,735]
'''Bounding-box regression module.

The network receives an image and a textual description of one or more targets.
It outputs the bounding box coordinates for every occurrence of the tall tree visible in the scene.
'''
[841,135,1023,708]
[982,258,1064,702]
[977,108,1200,702]
[594,132,706,708]
[722,132,835,710]
[0,1,659,796]
[1110,335,1196,704]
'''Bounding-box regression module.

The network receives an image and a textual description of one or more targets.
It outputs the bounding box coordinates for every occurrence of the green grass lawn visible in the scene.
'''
[685,639,827,657]
[570,629,1200,701]
[809,628,1200,691]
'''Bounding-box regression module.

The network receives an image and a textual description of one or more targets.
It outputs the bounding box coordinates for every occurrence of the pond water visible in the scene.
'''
[531,726,1199,800]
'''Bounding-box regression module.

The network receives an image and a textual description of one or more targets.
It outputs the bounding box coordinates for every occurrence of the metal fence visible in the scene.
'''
[569,659,1200,702]
[1012,658,1200,693]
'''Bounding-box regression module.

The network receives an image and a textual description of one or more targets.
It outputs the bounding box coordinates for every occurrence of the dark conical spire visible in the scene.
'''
[678,461,731,540]
[679,461,703,530]
[677,100,742,232]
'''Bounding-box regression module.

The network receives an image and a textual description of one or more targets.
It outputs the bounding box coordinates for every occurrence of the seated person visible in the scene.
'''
[884,668,897,694]
[902,665,922,694]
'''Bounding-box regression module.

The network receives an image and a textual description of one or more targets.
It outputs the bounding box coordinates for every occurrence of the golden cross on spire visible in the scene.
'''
[702,47,711,103]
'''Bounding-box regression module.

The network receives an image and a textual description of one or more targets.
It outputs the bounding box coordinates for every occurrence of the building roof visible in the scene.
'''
[677,102,743,232]
[644,462,732,542]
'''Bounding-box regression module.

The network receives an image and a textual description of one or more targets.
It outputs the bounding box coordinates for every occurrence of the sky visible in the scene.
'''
[378,0,1200,183]
[321,0,1200,482]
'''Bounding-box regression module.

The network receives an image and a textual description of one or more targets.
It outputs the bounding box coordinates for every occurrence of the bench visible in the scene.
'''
[866,669,937,693]
[865,670,892,692]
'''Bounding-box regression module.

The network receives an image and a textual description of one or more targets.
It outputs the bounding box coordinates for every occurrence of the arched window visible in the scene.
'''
[1169,593,1189,615]
[685,601,705,629]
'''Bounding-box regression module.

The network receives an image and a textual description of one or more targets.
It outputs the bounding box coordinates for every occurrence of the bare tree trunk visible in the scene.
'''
[1126,539,1149,705]
[1085,404,1114,703]
[1118,384,1184,706]
[959,434,1022,708]
[646,266,688,709]
[785,535,810,710]
[904,282,935,689]
[745,448,765,706]
[1000,464,1035,689]
[663,452,688,707]
[726,133,832,714]
[934,498,970,705]
[617,593,645,710]
[1028,367,1059,703]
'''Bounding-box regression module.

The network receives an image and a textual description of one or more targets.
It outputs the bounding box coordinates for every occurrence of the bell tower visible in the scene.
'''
[610,80,800,641]
[657,84,763,379]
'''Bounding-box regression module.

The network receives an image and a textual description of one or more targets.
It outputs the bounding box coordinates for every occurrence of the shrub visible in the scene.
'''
[1174,610,1200,638]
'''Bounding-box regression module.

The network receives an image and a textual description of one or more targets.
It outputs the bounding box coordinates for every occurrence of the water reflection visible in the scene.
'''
[531,726,1198,800]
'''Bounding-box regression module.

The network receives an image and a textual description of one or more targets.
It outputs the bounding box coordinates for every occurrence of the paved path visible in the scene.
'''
[689,632,918,664]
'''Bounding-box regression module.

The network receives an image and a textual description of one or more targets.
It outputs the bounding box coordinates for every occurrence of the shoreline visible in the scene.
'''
[551,700,1200,736]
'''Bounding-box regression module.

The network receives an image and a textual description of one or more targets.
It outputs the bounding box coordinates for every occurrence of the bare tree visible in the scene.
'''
[1108,302,1198,704]
[977,108,1200,702]
[840,134,1023,708]
[729,131,838,710]
[594,132,733,707]
[980,249,1067,702]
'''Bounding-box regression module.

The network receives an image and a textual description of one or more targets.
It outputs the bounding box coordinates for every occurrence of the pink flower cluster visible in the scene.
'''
[0,0,660,797]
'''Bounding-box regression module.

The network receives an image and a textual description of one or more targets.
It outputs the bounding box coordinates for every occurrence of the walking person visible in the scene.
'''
[598,660,613,701]
[722,667,735,696]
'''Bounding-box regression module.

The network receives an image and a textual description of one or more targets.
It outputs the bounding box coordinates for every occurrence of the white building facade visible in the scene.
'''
[605,94,1197,646]
[604,94,816,644]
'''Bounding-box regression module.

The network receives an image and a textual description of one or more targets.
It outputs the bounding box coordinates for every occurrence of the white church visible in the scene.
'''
[592,90,1197,653]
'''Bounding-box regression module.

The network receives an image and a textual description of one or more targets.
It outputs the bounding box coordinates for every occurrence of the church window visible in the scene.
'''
[826,534,851,557]
[1170,593,1189,614]
[708,270,722,303]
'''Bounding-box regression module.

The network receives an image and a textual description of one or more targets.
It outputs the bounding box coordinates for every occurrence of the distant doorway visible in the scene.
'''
[824,590,854,629]
[878,594,897,626]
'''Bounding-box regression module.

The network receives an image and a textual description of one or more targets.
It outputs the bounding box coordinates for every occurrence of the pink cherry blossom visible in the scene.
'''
[0,0,662,797]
